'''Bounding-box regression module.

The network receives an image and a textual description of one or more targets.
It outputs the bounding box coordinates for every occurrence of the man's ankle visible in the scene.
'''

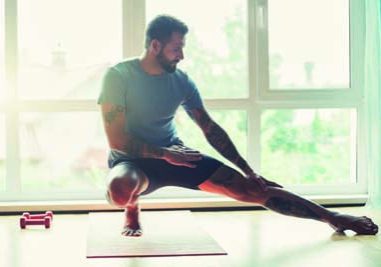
[126,203,140,212]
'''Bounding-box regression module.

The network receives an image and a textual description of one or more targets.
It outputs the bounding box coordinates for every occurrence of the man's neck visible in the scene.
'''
[139,54,165,75]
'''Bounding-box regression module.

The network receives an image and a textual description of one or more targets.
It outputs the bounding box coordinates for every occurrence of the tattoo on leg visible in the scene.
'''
[209,168,237,188]
[265,197,321,220]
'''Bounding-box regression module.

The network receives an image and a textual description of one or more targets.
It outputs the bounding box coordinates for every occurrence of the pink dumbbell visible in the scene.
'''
[20,216,51,229]
[22,211,53,221]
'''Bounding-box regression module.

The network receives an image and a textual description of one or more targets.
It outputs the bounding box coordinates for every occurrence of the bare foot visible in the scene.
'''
[122,205,142,237]
[328,213,379,235]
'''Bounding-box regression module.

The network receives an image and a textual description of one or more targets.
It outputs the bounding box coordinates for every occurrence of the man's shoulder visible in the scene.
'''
[173,68,187,78]
[173,68,193,85]
[109,58,139,74]
[173,69,197,90]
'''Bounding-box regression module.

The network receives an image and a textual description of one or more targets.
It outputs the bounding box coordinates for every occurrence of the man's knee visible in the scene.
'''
[240,179,270,204]
[107,176,132,207]
[224,172,269,204]
[202,165,268,204]
[106,164,145,207]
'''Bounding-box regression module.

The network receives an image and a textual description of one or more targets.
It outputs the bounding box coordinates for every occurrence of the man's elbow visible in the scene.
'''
[108,140,127,153]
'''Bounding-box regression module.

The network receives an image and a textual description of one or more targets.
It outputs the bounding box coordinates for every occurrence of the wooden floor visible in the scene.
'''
[0,207,380,267]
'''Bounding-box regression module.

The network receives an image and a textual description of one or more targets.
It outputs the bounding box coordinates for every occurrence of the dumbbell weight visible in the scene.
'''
[22,211,53,221]
[20,216,51,229]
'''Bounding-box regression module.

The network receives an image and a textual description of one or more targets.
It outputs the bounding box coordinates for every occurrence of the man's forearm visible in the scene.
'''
[205,121,253,175]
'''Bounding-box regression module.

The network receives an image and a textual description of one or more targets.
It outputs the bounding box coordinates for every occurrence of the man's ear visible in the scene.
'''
[150,39,162,55]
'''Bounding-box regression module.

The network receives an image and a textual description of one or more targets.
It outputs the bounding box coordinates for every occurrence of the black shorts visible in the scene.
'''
[108,150,223,195]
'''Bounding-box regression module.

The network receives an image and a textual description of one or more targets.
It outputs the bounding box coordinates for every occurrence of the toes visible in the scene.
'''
[130,230,142,237]
[134,230,142,236]
[122,228,133,236]
[122,230,131,236]
[122,228,142,236]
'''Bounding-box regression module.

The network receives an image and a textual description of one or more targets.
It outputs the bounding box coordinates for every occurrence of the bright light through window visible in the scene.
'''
[0,115,5,191]
[20,112,108,192]
[261,109,356,185]
[0,0,4,102]
[268,0,350,89]
[17,0,123,99]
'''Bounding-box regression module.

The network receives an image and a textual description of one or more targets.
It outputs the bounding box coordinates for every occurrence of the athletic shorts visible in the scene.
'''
[108,150,224,195]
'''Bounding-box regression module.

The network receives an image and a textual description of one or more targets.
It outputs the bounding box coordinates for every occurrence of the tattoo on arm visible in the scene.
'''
[104,105,125,125]
[190,108,252,173]
[103,105,164,159]
[264,197,322,221]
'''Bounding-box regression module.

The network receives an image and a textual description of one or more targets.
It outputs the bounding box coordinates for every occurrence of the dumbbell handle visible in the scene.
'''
[20,217,51,229]
[22,211,53,220]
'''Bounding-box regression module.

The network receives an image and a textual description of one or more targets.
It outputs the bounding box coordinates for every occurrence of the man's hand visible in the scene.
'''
[246,171,283,191]
[163,144,203,168]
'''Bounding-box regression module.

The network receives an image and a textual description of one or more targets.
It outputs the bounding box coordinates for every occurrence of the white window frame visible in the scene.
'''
[1,0,367,203]
[250,0,366,196]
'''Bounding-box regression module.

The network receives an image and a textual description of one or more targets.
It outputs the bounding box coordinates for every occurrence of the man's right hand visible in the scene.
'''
[162,145,203,168]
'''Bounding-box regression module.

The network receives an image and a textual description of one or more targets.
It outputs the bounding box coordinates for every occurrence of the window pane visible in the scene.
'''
[176,109,247,168]
[268,0,349,89]
[18,0,122,99]
[20,112,108,192]
[0,114,5,191]
[146,0,248,99]
[0,0,4,102]
[261,109,356,185]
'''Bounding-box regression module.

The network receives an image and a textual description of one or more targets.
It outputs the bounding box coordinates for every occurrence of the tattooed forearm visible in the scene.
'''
[104,105,125,125]
[190,108,252,174]
[264,197,322,220]
[236,157,253,174]
[207,122,240,159]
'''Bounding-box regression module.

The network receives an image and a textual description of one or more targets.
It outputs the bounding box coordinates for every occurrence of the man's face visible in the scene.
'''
[156,32,185,73]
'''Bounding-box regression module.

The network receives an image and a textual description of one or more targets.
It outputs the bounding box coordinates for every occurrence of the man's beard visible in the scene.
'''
[157,50,178,73]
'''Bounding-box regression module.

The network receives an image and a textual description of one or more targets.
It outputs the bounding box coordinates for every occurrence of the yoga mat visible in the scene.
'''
[86,211,227,258]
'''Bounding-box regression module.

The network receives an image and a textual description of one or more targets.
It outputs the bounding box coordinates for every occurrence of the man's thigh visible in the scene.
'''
[198,165,265,202]
[133,154,223,195]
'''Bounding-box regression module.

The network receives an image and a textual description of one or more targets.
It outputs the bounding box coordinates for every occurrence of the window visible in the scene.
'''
[268,0,350,89]
[261,108,357,185]
[1,0,5,192]
[0,115,5,192]
[20,112,108,193]
[18,0,122,99]
[1,0,367,202]
[1,0,122,201]
[0,0,4,102]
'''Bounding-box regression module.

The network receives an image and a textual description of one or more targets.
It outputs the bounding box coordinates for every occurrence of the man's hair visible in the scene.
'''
[145,15,188,49]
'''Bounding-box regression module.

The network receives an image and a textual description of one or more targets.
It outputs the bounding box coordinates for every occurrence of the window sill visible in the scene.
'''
[0,194,368,213]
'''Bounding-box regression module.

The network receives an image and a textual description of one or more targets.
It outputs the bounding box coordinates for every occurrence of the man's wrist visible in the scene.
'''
[159,147,170,160]
[236,156,253,176]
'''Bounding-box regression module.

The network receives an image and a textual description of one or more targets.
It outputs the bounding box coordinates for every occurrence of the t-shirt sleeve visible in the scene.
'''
[97,67,126,106]
[181,73,204,112]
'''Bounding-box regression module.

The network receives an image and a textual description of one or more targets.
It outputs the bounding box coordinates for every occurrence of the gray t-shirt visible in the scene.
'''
[97,58,203,147]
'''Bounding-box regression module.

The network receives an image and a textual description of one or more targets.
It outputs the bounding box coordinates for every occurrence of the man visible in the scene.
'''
[98,15,378,237]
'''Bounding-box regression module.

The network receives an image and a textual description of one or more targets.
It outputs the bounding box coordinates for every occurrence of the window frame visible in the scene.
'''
[250,0,366,196]
[1,0,367,202]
